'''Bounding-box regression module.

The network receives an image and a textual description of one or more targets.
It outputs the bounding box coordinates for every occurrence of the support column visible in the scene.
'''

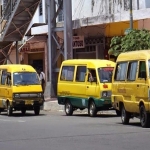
[63,0,73,59]
[47,0,57,98]
[16,41,19,64]
[44,41,48,82]
[45,0,73,99]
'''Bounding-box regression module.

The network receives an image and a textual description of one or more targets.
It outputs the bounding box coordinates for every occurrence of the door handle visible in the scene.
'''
[87,86,89,88]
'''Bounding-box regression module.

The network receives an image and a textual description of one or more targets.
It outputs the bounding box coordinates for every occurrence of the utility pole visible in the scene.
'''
[129,0,133,29]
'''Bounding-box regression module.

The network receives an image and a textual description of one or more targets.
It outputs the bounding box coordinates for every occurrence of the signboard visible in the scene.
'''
[73,36,85,49]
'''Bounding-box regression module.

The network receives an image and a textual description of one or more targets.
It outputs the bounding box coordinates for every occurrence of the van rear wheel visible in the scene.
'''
[140,105,150,128]
[88,101,97,117]
[121,105,130,124]
[65,101,73,116]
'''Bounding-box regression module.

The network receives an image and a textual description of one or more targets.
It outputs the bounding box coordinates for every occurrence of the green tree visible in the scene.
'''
[108,29,150,57]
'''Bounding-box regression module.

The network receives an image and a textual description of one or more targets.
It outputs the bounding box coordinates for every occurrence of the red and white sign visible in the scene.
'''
[73,36,85,49]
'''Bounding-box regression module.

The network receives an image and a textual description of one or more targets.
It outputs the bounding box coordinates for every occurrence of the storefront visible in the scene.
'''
[73,36,106,59]
[19,36,48,81]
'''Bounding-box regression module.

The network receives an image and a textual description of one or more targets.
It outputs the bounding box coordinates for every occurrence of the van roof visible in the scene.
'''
[62,59,115,68]
[117,50,150,61]
[0,64,36,72]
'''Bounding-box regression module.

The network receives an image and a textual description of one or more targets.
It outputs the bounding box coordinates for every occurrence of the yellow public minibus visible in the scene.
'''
[0,64,44,116]
[57,59,117,117]
[111,50,150,128]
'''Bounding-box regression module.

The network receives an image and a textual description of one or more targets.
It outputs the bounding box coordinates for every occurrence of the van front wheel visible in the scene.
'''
[7,103,13,116]
[65,101,73,116]
[34,106,40,115]
[121,105,130,124]
[88,101,97,117]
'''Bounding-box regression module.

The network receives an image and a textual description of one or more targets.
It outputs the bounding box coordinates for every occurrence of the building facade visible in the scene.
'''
[8,0,150,82]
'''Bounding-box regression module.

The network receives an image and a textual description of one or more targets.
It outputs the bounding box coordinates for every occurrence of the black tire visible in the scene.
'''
[121,105,130,124]
[116,110,121,116]
[34,106,40,115]
[21,108,26,115]
[7,102,13,116]
[140,105,150,128]
[65,101,73,116]
[88,101,97,117]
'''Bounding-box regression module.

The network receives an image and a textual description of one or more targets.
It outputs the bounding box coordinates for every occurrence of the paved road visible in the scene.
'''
[0,110,150,150]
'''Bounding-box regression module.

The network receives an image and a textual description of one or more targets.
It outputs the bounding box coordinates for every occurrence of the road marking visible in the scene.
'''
[0,119,25,123]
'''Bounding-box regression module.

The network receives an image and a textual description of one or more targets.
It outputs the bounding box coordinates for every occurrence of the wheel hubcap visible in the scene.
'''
[90,104,94,115]
[66,103,70,114]
[121,108,125,122]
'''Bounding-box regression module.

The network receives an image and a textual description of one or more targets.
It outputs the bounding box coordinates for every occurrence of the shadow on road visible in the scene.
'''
[0,112,46,117]
[116,122,142,128]
[61,113,119,118]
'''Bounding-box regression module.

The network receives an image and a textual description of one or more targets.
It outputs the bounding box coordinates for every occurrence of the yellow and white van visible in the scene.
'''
[57,59,116,117]
[0,64,44,116]
[111,50,150,127]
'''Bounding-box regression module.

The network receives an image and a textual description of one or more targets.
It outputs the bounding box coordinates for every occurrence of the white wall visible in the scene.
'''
[72,0,146,20]
[26,0,46,33]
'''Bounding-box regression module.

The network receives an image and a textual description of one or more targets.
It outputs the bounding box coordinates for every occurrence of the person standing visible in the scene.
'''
[38,69,46,93]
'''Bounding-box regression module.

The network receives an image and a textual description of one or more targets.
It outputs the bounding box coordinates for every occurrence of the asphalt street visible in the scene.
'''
[0,110,150,150]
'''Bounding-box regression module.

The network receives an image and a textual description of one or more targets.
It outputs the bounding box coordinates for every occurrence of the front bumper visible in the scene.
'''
[12,99,44,108]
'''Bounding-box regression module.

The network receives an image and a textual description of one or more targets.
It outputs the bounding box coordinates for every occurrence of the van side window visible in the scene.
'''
[60,66,75,81]
[114,62,128,81]
[138,61,146,78]
[75,66,86,82]
[6,72,11,86]
[127,61,138,81]
[1,70,7,85]
[87,69,97,82]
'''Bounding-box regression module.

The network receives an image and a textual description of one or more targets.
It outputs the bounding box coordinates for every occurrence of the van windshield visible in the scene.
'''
[13,72,40,85]
[98,67,114,83]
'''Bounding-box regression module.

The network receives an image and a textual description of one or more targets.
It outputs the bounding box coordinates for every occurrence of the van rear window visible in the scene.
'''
[60,66,75,81]
[98,67,114,83]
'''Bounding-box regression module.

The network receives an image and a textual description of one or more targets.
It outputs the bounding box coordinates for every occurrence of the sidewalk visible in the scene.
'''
[43,98,116,115]
[43,98,64,112]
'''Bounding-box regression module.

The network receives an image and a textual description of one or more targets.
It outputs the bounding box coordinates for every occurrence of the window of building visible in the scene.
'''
[114,62,128,81]
[127,61,138,81]
[60,66,75,81]
[138,61,146,78]
[75,66,86,82]
[39,1,43,16]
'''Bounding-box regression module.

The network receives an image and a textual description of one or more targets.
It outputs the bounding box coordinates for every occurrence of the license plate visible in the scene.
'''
[25,100,32,105]
[104,101,109,104]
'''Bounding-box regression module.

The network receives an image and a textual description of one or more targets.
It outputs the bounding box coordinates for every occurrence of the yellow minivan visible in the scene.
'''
[0,64,44,116]
[57,59,117,117]
[111,50,150,128]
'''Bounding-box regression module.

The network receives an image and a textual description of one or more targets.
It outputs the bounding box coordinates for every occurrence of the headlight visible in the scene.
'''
[102,91,107,97]
[101,91,111,97]
[37,93,42,97]
[14,94,20,98]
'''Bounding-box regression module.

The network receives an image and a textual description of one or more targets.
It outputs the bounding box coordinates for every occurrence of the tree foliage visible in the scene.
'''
[108,29,150,56]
